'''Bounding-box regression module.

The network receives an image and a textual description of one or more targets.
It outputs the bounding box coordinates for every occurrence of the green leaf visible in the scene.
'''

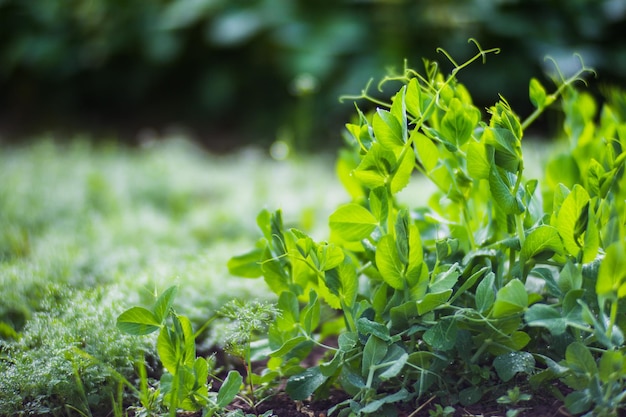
[390,146,415,194]
[117,307,161,335]
[353,143,396,190]
[493,279,528,318]
[390,85,408,143]
[555,184,590,258]
[379,346,408,380]
[375,234,404,290]
[362,335,388,376]
[269,336,309,357]
[390,301,418,330]
[322,256,358,309]
[217,370,243,408]
[521,225,563,270]
[339,332,358,351]
[483,126,521,173]
[357,317,392,342]
[558,261,583,294]
[395,209,410,267]
[329,203,378,241]
[286,366,327,400]
[440,98,479,147]
[489,165,524,215]
[157,328,178,375]
[417,290,452,315]
[467,140,493,180]
[227,248,263,278]
[359,389,408,414]
[154,286,178,324]
[564,390,592,415]
[429,266,459,293]
[412,130,439,173]
[525,304,570,336]
[566,342,598,377]
[493,351,535,382]
[423,318,457,351]
[369,187,389,225]
[599,350,625,383]
[373,108,404,151]
[529,78,548,108]
[597,241,626,299]
[301,291,320,334]
[475,272,496,313]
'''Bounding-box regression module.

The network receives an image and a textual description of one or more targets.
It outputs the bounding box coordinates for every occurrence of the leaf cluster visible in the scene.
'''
[117,286,243,416]
[230,42,626,416]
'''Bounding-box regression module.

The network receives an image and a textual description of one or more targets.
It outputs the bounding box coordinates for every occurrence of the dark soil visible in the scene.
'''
[223,388,571,417]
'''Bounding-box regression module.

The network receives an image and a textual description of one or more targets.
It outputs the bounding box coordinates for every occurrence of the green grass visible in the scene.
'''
[0,137,348,415]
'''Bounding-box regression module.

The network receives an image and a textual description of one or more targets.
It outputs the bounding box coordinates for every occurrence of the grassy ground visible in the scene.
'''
[0,137,350,416]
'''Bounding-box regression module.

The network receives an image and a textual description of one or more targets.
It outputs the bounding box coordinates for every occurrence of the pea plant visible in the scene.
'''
[229,40,626,416]
[116,286,243,417]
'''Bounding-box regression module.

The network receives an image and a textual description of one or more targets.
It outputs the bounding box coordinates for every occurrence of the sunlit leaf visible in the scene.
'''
[117,307,161,336]
[597,241,626,299]
[329,203,378,241]
[529,78,547,109]
[440,98,479,147]
[375,234,404,290]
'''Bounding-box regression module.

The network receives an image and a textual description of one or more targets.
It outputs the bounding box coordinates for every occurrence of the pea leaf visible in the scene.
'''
[494,351,535,382]
[329,203,378,241]
[217,371,243,408]
[440,98,479,147]
[321,256,358,309]
[373,108,404,151]
[566,342,598,377]
[375,234,404,290]
[417,290,452,315]
[390,147,415,194]
[117,307,161,336]
[286,366,327,400]
[597,241,626,300]
[493,279,528,318]
[555,184,592,259]
[489,165,525,215]
[353,143,396,189]
[362,335,388,376]
[529,78,547,108]
[475,272,496,313]
[228,247,263,278]
[369,187,389,225]
[423,318,457,351]
[412,130,439,173]
[520,226,564,276]
[524,303,583,336]
[467,140,493,180]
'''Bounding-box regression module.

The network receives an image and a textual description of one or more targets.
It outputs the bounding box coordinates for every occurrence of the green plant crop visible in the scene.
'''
[230,40,626,416]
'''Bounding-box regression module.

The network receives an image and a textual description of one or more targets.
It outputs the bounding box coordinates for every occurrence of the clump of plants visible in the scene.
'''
[226,40,626,416]
[0,287,155,416]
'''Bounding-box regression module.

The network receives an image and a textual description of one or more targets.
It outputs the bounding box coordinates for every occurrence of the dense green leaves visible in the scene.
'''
[226,45,625,417]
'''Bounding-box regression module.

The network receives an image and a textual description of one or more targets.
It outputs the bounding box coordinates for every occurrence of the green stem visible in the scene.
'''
[470,339,490,363]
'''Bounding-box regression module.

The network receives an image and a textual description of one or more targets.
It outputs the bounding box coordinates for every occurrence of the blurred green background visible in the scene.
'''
[1,0,625,151]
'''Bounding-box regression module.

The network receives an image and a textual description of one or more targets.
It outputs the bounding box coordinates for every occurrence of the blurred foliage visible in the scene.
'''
[0,0,625,149]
